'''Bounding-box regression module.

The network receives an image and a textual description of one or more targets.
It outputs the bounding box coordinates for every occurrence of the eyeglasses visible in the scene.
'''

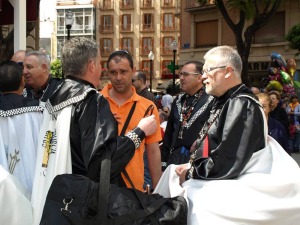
[112,50,132,56]
[17,62,24,70]
[178,71,200,77]
[132,79,138,83]
[202,66,227,74]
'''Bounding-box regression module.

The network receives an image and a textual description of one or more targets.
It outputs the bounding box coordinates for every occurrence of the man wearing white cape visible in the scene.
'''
[0,61,43,225]
[31,37,158,225]
[154,46,300,225]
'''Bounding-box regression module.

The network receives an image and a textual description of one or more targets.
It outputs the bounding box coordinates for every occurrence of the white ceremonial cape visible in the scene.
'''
[31,104,72,225]
[0,165,33,225]
[154,111,300,224]
[0,109,43,195]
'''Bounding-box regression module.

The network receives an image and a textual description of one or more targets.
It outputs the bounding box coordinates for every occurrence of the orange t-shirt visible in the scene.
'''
[101,84,161,191]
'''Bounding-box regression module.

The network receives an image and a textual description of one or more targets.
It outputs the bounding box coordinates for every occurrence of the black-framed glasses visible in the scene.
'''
[17,62,24,70]
[178,71,200,77]
[202,66,226,74]
[132,79,138,83]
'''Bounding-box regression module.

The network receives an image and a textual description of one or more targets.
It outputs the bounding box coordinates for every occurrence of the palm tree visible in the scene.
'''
[196,0,282,86]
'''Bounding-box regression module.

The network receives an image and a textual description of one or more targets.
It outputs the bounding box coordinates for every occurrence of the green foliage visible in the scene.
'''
[286,23,300,55]
[50,59,63,79]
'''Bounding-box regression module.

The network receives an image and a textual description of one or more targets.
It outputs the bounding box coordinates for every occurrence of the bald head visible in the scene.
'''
[11,50,26,63]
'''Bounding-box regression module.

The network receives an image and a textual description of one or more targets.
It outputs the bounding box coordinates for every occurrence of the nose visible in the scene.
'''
[202,72,208,79]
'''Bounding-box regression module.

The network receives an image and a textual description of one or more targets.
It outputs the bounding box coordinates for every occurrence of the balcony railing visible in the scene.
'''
[120,0,134,9]
[141,47,153,55]
[141,0,153,8]
[99,25,114,33]
[101,47,112,56]
[162,25,174,31]
[120,24,133,32]
[99,1,114,10]
[161,47,172,55]
[56,0,93,5]
[253,36,286,44]
[185,0,215,10]
[162,0,173,7]
[142,23,154,31]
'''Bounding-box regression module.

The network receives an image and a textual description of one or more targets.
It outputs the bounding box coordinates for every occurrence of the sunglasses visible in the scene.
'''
[17,62,24,69]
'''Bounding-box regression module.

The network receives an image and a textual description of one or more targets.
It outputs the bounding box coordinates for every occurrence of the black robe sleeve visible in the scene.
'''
[70,93,135,181]
[191,96,266,180]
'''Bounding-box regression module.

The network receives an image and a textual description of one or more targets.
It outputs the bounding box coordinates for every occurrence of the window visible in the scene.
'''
[141,60,151,75]
[254,11,285,44]
[57,11,65,34]
[121,14,132,32]
[121,38,133,54]
[195,20,218,47]
[102,0,112,9]
[163,13,174,30]
[143,14,154,31]
[101,61,108,77]
[121,0,133,8]
[101,15,113,32]
[163,0,172,6]
[57,8,94,36]
[100,38,113,56]
[143,0,152,7]
[162,60,172,76]
[162,37,173,54]
[141,37,153,55]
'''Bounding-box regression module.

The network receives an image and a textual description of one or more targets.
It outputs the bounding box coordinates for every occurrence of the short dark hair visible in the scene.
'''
[183,60,204,74]
[0,61,23,92]
[107,50,133,69]
[136,71,147,84]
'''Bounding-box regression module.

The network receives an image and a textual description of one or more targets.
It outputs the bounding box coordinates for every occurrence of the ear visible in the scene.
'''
[88,59,96,74]
[224,67,234,78]
[41,63,48,72]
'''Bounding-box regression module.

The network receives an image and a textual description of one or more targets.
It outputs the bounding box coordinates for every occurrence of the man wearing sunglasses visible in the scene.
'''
[161,60,213,169]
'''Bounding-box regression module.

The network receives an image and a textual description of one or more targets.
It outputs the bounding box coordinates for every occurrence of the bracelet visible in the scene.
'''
[125,130,142,149]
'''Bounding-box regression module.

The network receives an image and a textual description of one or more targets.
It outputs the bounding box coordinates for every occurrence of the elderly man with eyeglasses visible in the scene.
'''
[160,60,213,170]
[167,45,300,225]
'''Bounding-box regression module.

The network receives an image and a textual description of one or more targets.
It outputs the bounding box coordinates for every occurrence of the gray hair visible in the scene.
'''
[62,37,99,77]
[204,46,242,75]
[25,51,50,73]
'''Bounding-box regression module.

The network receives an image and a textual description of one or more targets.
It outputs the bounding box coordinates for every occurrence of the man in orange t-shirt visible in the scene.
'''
[101,50,162,192]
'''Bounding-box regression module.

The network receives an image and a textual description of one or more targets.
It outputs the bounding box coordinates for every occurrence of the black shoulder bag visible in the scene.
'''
[40,102,187,225]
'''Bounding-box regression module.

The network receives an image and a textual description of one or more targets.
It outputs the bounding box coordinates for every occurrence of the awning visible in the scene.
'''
[156,79,180,90]
[0,0,40,25]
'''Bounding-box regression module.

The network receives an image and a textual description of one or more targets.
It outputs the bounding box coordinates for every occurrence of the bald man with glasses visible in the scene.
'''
[161,60,213,169]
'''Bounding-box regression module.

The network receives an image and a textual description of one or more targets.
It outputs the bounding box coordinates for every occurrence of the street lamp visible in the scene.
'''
[148,50,154,93]
[65,10,74,40]
[171,40,178,95]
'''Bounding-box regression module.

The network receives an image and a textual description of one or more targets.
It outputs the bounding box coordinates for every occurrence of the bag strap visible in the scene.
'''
[112,197,169,225]
[120,101,137,135]
[97,101,137,224]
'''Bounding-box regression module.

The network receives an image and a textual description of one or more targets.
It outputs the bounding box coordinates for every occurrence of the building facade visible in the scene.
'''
[97,0,181,89]
[54,0,181,89]
[180,0,300,87]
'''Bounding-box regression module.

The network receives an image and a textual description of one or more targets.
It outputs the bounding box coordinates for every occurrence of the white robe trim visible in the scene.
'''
[31,87,95,225]
[154,97,300,225]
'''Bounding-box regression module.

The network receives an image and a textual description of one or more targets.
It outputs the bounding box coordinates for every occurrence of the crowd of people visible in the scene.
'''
[0,38,300,224]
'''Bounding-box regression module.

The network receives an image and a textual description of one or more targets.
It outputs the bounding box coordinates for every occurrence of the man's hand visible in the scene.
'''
[137,115,157,136]
[175,164,190,186]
